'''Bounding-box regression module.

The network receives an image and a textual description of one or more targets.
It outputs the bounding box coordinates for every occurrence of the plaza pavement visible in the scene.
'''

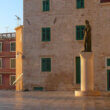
[0,91,110,110]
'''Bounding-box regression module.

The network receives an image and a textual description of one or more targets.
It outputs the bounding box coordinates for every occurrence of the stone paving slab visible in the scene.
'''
[0,91,110,110]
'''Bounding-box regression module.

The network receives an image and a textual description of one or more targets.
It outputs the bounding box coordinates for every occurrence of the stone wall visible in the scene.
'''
[23,0,110,91]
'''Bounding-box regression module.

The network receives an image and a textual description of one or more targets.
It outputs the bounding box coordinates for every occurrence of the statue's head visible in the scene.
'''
[85,20,89,25]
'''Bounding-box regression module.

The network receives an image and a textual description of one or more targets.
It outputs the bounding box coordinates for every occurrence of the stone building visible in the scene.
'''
[0,33,16,89]
[21,0,110,92]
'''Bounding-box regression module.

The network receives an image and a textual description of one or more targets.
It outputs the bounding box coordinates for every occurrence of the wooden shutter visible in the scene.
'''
[43,0,46,11]
[77,0,84,8]
[46,28,50,41]
[107,70,110,91]
[76,57,81,84]
[81,26,85,40]
[76,26,80,40]
[46,0,50,11]
[0,75,2,85]
[0,59,2,68]
[107,59,110,66]
[42,28,46,41]
[42,58,51,72]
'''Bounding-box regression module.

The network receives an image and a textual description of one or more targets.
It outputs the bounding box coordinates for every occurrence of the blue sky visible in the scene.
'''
[0,0,23,33]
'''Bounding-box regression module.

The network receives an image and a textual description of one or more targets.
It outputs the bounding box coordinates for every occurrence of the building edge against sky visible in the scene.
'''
[15,0,110,92]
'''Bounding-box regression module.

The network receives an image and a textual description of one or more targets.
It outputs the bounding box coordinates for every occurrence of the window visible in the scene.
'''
[42,28,51,42]
[42,0,50,11]
[41,58,51,72]
[0,75,2,85]
[10,75,16,85]
[10,42,15,52]
[10,58,16,69]
[76,25,85,40]
[0,42,2,52]
[76,57,81,84]
[0,59,2,68]
[107,58,110,66]
[77,0,84,9]
[100,0,110,3]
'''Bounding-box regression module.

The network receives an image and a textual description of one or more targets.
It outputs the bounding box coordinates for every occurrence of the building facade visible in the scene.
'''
[22,0,110,92]
[0,33,16,89]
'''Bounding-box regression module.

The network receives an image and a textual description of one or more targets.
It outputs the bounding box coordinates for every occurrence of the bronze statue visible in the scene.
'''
[83,20,92,52]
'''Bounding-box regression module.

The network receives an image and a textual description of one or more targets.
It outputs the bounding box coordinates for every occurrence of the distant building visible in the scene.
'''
[0,33,16,89]
[18,0,110,92]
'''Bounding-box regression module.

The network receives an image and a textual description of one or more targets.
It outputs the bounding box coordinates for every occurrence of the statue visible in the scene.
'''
[83,20,92,52]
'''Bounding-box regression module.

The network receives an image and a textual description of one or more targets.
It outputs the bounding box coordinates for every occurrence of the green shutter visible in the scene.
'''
[76,26,85,40]
[42,28,51,42]
[42,58,51,72]
[0,59,2,68]
[0,43,2,52]
[0,76,2,85]
[42,28,45,41]
[77,0,84,9]
[77,0,81,8]
[107,59,110,66]
[76,26,80,40]
[43,0,50,11]
[76,57,81,84]
[81,0,84,8]
[107,70,110,91]
[80,26,85,40]
[46,0,50,11]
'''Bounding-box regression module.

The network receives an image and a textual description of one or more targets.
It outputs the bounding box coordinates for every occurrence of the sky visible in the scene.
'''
[0,0,23,33]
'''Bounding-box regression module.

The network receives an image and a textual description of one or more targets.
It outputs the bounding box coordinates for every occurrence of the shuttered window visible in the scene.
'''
[77,0,84,9]
[0,75,2,85]
[43,0,50,11]
[76,25,85,40]
[42,28,51,41]
[76,57,81,84]
[107,58,110,66]
[0,59,2,68]
[10,75,16,85]
[0,42,2,52]
[10,42,16,52]
[10,58,16,69]
[41,58,51,72]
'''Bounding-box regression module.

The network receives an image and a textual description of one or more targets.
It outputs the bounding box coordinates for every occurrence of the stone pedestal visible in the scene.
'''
[75,52,101,96]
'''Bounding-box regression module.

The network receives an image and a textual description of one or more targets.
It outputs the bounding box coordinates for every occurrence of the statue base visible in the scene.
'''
[75,52,101,97]
[75,91,101,97]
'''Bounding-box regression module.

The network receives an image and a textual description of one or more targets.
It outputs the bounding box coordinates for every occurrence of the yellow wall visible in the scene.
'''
[15,26,23,91]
